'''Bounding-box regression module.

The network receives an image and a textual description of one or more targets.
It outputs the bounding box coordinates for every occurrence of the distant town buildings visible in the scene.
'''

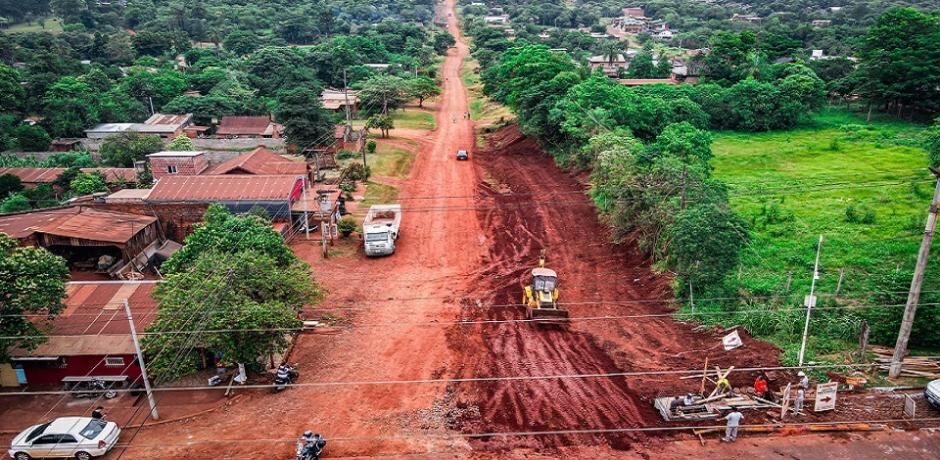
[85,113,194,140]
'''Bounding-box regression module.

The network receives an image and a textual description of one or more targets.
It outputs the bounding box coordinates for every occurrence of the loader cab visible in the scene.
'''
[531,268,557,292]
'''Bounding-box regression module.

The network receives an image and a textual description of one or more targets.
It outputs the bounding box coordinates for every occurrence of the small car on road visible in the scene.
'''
[456,149,469,161]
[8,417,120,460]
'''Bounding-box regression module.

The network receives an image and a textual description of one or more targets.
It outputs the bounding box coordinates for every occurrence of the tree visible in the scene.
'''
[69,172,107,195]
[99,132,165,167]
[358,75,409,115]
[0,193,31,213]
[162,205,297,274]
[432,31,456,54]
[647,122,713,171]
[0,64,24,115]
[628,50,656,78]
[406,77,440,107]
[856,8,940,117]
[143,249,319,381]
[15,124,52,152]
[701,31,759,86]
[132,31,175,57]
[244,47,317,97]
[274,86,335,150]
[43,76,100,138]
[0,173,22,198]
[0,234,69,362]
[166,134,195,151]
[224,30,261,56]
[366,114,394,138]
[927,118,940,167]
[667,203,749,291]
[119,68,187,108]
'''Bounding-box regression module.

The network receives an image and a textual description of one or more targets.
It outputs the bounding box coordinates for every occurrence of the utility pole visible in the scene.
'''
[797,234,824,367]
[889,171,940,377]
[123,299,158,420]
[345,69,366,169]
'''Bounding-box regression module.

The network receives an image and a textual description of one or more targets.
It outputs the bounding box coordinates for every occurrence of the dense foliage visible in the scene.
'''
[0,234,69,362]
[144,205,322,380]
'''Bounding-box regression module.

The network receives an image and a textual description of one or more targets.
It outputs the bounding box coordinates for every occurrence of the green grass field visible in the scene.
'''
[390,108,436,130]
[699,109,940,363]
[461,57,512,129]
[360,181,399,209]
[2,18,63,34]
[367,142,415,179]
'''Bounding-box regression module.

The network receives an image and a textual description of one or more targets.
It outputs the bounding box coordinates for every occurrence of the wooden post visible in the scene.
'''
[836,269,845,296]
[785,273,793,291]
[858,321,870,362]
[699,357,709,396]
[890,172,940,378]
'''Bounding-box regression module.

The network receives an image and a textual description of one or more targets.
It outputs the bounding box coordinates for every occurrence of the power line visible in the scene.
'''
[0,362,916,397]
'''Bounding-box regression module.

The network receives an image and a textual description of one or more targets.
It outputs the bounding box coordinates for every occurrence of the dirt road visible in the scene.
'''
[94,1,937,458]
[116,0,482,457]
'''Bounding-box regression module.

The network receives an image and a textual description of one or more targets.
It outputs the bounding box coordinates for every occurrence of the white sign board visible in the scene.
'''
[814,382,838,412]
[722,330,743,351]
[903,394,916,419]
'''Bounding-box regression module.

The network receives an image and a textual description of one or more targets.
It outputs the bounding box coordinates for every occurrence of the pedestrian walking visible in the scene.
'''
[794,388,805,414]
[722,410,744,442]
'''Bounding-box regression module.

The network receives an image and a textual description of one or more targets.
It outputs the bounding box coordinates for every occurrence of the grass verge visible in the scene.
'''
[368,143,416,179]
[391,108,436,130]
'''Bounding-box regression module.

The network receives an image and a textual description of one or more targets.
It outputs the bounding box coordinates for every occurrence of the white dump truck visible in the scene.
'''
[363,204,402,256]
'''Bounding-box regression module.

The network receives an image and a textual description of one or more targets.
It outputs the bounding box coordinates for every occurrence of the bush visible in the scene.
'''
[15,124,52,152]
[336,150,357,160]
[367,140,377,153]
[69,172,108,195]
[0,193,31,213]
[845,205,876,224]
[0,173,23,198]
[337,217,357,237]
[342,163,371,181]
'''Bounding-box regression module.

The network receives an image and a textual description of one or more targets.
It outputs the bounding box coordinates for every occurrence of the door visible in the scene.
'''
[28,434,60,457]
[49,434,79,457]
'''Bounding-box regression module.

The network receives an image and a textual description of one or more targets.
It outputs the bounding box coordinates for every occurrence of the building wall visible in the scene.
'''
[18,354,141,386]
[150,155,208,180]
[90,202,210,242]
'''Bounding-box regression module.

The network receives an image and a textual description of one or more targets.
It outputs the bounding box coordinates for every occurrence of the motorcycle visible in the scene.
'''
[70,378,118,399]
[295,434,326,460]
[273,364,299,392]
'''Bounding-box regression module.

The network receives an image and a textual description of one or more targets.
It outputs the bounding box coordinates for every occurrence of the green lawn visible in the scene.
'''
[2,18,63,34]
[702,109,940,363]
[390,108,436,130]
[367,142,415,179]
[360,181,399,209]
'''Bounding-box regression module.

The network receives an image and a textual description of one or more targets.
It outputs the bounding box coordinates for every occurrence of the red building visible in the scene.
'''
[8,282,158,387]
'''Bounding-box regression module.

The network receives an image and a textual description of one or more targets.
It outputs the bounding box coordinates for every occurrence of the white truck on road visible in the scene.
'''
[363,204,402,256]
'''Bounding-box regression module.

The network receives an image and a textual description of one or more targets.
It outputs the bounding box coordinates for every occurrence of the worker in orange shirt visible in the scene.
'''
[753,374,769,400]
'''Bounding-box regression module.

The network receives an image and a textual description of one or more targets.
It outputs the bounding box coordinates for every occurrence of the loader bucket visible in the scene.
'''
[527,306,569,321]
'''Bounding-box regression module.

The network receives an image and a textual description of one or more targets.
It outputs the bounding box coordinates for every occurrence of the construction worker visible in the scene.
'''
[716,375,732,395]
[794,387,805,414]
[753,374,768,399]
[722,410,744,442]
[798,371,809,391]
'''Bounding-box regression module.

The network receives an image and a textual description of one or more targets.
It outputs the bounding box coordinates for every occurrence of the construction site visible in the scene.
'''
[2,1,940,458]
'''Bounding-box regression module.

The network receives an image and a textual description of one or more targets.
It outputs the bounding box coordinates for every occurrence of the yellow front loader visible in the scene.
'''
[521,252,567,321]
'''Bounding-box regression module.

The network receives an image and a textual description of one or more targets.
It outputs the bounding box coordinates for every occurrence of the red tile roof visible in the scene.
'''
[146,175,301,202]
[204,147,307,175]
[0,167,137,184]
[11,282,160,356]
[0,207,156,242]
[215,116,282,136]
[36,208,156,244]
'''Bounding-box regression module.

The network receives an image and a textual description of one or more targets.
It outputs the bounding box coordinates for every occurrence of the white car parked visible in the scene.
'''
[8,417,120,460]
[927,379,940,409]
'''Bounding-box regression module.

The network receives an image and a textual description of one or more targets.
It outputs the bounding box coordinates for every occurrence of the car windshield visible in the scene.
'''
[79,420,107,439]
[365,232,388,242]
[26,422,51,442]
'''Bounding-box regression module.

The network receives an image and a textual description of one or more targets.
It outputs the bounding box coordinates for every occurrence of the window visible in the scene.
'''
[32,434,60,445]
[365,232,388,242]
[167,165,178,174]
[104,356,125,367]
[58,435,77,444]
[79,420,106,439]
[26,422,50,442]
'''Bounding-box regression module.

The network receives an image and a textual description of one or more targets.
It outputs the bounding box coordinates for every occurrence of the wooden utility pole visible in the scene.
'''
[889,171,940,377]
